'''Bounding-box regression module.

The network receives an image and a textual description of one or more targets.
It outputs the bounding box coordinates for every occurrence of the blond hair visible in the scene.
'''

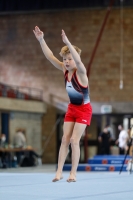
[59,45,81,57]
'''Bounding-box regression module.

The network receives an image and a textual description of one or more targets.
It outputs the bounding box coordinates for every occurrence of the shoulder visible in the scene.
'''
[122,130,127,134]
[75,70,88,87]
[64,69,68,74]
[124,130,128,136]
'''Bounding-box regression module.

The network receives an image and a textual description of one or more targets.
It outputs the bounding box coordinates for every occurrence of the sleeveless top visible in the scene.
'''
[64,70,90,105]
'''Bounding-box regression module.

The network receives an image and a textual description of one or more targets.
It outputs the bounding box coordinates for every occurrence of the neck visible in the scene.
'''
[68,68,76,74]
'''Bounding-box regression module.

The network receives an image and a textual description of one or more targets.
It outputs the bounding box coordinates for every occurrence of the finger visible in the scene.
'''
[62,29,65,34]
[33,30,38,35]
[33,30,36,34]
[35,26,40,31]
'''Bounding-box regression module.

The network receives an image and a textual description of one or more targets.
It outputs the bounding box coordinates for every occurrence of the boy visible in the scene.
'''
[33,26,92,182]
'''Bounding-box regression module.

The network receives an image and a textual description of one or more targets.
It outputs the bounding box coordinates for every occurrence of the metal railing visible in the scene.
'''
[0,82,43,101]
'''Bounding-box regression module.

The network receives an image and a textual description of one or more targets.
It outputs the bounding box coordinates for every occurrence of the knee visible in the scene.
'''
[61,136,70,146]
[70,138,79,147]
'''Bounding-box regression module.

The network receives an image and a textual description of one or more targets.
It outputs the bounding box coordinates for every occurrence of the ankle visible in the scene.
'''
[70,171,76,177]
[56,170,62,175]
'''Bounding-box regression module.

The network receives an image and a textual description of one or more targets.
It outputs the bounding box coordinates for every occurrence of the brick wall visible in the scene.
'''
[0,8,133,163]
[0,8,133,103]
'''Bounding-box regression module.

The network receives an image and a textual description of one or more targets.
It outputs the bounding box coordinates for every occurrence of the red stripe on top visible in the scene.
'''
[74,71,88,88]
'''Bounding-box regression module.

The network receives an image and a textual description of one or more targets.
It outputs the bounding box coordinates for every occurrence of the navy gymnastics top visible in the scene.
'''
[64,70,90,105]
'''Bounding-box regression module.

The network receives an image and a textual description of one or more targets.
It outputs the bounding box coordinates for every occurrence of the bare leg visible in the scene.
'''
[67,123,87,182]
[52,122,75,182]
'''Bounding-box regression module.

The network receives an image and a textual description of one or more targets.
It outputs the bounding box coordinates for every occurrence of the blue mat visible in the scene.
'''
[63,164,127,172]
[0,172,133,200]
[63,155,131,172]
[88,158,130,165]
[93,155,131,158]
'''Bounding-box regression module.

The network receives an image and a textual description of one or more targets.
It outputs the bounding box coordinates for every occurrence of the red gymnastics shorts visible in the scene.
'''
[64,103,92,126]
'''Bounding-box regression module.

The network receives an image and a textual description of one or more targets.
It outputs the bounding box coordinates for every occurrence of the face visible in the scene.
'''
[118,125,122,131]
[63,53,76,71]
[1,134,6,142]
[103,128,108,133]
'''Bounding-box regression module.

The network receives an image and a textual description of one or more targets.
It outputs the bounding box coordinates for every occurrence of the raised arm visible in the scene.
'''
[33,26,64,71]
[61,30,86,74]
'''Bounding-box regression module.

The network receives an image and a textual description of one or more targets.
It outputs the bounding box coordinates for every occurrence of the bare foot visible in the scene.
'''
[52,173,63,182]
[67,173,76,183]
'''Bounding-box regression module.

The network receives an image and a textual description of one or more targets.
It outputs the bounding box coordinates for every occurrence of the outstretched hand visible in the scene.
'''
[33,26,44,42]
[61,30,70,45]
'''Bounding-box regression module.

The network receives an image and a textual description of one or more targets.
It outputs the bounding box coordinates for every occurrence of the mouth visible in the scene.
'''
[66,65,69,68]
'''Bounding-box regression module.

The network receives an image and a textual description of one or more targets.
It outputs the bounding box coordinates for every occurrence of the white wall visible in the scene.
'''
[9,112,43,154]
[0,97,46,113]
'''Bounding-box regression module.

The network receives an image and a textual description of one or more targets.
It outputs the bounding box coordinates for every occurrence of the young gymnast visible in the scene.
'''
[33,26,92,182]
